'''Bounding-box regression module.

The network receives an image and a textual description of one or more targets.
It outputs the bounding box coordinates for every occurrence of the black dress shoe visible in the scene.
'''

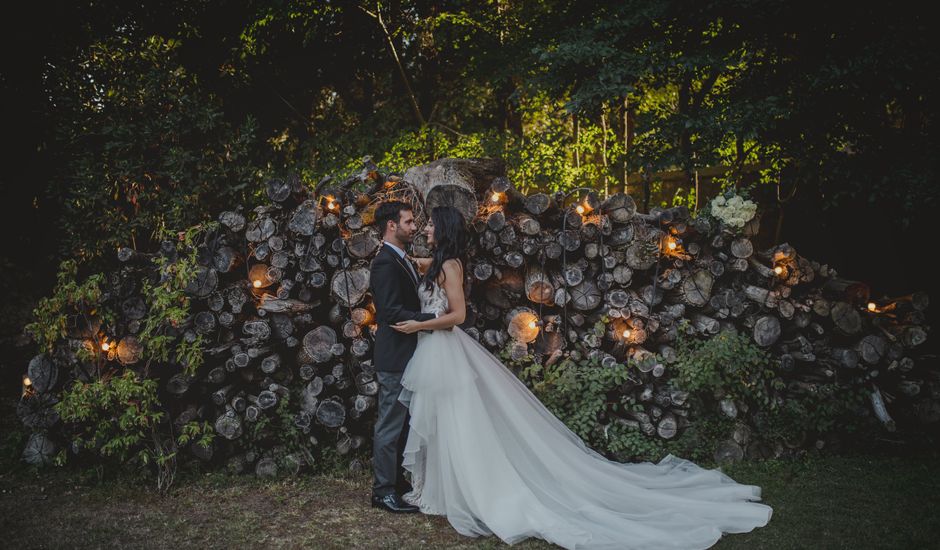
[371,493,419,513]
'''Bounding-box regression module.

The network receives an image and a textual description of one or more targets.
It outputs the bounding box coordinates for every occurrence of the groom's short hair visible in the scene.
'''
[375,200,412,235]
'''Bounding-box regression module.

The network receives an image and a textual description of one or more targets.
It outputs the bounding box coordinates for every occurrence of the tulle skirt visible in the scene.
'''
[398,327,772,550]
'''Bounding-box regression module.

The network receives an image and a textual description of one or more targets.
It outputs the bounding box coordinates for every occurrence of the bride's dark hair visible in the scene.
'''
[423,206,468,291]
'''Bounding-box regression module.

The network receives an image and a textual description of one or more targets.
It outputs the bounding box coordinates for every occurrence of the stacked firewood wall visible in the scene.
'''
[19,158,934,470]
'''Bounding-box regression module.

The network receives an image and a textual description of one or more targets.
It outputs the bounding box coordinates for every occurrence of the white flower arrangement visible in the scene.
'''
[709,193,758,229]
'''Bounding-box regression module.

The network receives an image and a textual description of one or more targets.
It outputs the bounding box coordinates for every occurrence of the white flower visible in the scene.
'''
[708,192,758,230]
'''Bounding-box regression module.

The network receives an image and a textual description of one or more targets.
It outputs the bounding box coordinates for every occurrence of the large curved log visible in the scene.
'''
[404,158,505,223]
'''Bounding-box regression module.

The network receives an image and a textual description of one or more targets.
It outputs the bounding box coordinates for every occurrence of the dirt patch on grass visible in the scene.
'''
[0,467,555,549]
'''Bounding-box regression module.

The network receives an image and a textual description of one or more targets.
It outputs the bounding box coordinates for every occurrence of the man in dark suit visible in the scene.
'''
[369,200,437,513]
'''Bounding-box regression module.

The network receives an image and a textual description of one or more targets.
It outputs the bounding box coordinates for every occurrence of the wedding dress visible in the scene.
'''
[398,281,772,550]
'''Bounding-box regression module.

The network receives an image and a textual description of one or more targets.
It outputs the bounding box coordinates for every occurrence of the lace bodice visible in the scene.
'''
[418,281,449,316]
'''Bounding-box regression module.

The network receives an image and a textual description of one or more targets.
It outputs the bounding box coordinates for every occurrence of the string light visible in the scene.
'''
[327,200,337,211]
[514,311,540,343]
[622,329,632,339]
[249,264,270,289]
[661,235,681,253]
[773,265,784,276]
[491,192,502,203]
[101,341,111,351]
[576,205,585,215]
[867,302,877,312]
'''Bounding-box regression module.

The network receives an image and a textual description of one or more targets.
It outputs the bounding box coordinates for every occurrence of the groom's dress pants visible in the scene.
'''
[373,370,411,497]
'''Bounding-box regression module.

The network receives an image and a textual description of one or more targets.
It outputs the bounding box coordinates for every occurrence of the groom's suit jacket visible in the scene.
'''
[370,243,436,373]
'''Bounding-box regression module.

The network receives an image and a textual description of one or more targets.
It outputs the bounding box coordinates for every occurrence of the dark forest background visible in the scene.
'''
[1,0,937,359]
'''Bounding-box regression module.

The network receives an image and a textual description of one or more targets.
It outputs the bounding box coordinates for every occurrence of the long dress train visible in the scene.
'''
[397,282,772,550]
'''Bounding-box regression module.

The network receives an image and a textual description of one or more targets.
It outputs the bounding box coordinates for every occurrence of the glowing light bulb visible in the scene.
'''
[327,200,337,210]
[528,320,538,329]
[773,265,783,275]
[23,377,31,386]
[576,205,585,215]
[101,341,110,351]
[622,329,632,339]
[491,192,501,203]
[667,239,677,250]
[867,302,877,311]
[253,279,263,288]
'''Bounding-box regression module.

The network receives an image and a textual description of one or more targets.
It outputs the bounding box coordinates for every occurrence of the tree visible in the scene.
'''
[49,35,262,262]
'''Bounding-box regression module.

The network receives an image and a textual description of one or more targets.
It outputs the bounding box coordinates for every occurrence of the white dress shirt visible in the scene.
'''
[384,241,419,282]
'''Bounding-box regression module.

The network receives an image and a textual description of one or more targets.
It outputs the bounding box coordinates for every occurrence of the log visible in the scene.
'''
[822,277,870,304]
[287,200,318,236]
[524,193,557,216]
[730,237,753,259]
[266,176,304,204]
[166,373,194,395]
[857,335,887,364]
[624,240,659,270]
[316,399,346,428]
[26,354,57,394]
[830,347,860,369]
[259,296,319,314]
[901,326,928,348]
[346,231,380,259]
[753,315,781,347]
[657,414,678,439]
[219,210,246,232]
[830,302,862,335]
[525,266,555,305]
[869,386,896,431]
[331,267,370,307]
[600,193,637,223]
[215,410,243,440]
[513,213,541,236]
[258,390,278,409]
[17,393,59,429]
[404,157,505,224]
[212,385,234,406]
[570,281,602,311]
[679,270,714,307]
[261,354,281,374]
[22,432,57,465]
[185,266,218,297]
[714,440,744,463]
[487,210,507,231]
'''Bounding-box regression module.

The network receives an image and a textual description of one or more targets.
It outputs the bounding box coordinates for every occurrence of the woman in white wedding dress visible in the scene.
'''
[391,206,772,550]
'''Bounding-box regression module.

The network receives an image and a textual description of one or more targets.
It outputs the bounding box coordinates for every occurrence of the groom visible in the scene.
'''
[369,201,437,513]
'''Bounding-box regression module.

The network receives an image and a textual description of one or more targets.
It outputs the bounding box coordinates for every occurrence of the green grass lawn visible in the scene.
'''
[1,451,938,549]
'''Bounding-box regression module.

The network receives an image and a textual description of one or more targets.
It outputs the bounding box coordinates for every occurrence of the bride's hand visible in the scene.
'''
[392,320,423,334]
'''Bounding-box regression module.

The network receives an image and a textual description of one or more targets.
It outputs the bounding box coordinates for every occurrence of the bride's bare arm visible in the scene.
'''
[392,260,465,332]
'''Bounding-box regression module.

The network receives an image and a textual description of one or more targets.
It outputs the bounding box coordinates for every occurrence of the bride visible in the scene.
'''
[391,205,772,550]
